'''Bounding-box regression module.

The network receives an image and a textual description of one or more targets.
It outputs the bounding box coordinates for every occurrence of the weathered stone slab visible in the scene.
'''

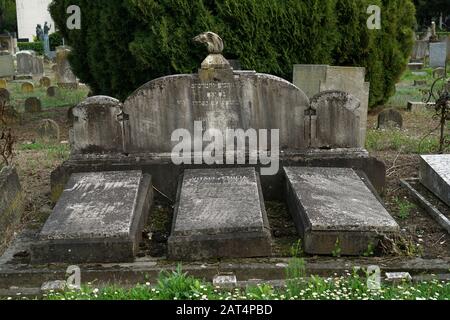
[284,167,399,255]
[411,40,429,60]
[420,155,450,207]
[37,119,60,142]
[24,97,41,113]
[408,62,424,70]
[55,46,78,87]
[168,168,271,260]
[16,51,34,75]
[429,42,447,68]
[31,171,153,263]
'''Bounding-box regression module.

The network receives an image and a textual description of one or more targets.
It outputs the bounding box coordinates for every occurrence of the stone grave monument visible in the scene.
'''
[420,155,450,207]
[55,46,78,89]
[377,109,403,129]
[36,32,395,263]
[24,97,42,113]
[37,119,60,142]
[21,82,34,93]
[0,54,14,78]
[429,42,447,68]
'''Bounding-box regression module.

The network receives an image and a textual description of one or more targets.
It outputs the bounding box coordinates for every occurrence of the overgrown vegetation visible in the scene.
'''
[31,264,450,300]
[49,0,415,107]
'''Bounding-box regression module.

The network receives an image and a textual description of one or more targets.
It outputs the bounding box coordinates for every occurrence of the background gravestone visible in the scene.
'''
[0,79,7,89]
[0,88,10,103]
[71,96,124,154]
[39,76,51,88]
[55,46,78,89]
[0,54,14,78]
[429,42,447,68]
[16,51,34,75]
[46,86,59,97]
[293,65,369,148]
[411,40,429,61]
[21,81,34,93]
[377,109,403,129]
[310,91,361,148]
[37,119,60,142]
[24,97,42,113]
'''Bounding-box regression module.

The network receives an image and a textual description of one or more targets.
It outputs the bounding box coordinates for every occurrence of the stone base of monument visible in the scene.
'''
[168,168,272,260]
[284,167,399,255]
[31,171,153,264]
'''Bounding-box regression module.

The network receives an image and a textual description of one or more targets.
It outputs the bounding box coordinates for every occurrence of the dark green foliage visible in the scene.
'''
[49,32,64,51]
[49,0,415,107]
[413,0,450,29]
[17,42,44,55]
[0,0,16,33]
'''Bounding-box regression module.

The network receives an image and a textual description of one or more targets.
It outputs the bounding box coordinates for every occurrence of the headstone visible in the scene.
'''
[419,155,450,207]
[377,109,403,129]
[16,51,34,75]
[46,85,59,97]
[39,76,51,88]
[293,65,370,147]
[429,42,447,68]
[310,91,361,148]
[411,40,429,60]
[37,119,60,142]
[432,67,446,79]
[407,101,435,112]
[24,97,42,113]
[0,88,10,103]
[32,56,44,75]
[71,96,124,154]
[0,54,14,78]
[168,168,272,260]
[31,171,153,263]
[284,167,399,255]
[55,46,78,88]
[0,79,7,88]
[21,81,34,93]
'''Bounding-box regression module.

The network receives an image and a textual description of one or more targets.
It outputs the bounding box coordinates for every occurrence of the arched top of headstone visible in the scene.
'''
[77,95,122,108]
[310,90,361,113]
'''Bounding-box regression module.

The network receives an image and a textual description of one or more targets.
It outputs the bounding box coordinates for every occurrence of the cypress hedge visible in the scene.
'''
[49,0,416,107]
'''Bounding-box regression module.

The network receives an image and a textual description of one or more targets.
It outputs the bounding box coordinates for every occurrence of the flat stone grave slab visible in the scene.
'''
[420,155,450,207]
[284,167,399,255]
[31,171,153,263]
[168,168,271,260]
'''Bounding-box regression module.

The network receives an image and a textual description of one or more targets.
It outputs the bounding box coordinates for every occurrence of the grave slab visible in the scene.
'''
[284,167,399,255]
[31,171,153,263]
[420,155,450,207]
[168,168,272,260]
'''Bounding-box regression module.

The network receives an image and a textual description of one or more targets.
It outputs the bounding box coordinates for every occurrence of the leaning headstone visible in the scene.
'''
[37,119,60,142]
[21,81,34,93]
[0,79,7,88]
[407,101,435,112]
[0,54,14,78]
[46,86,59,97]
[39,76,51,88]
[420,155,450,207]
[24,97,42,113]
[168,168,272,260]
[429,42,447,68]
[284,167,399,255]
[377,109,403,129]
[31,171,153,263]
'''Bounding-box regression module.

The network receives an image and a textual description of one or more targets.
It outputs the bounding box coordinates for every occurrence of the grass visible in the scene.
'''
[23,263,450,301]
[19,142,70,161]
[5,82,88,111]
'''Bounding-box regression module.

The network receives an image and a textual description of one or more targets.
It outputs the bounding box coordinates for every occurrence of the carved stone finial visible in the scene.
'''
[193,32,224,54]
